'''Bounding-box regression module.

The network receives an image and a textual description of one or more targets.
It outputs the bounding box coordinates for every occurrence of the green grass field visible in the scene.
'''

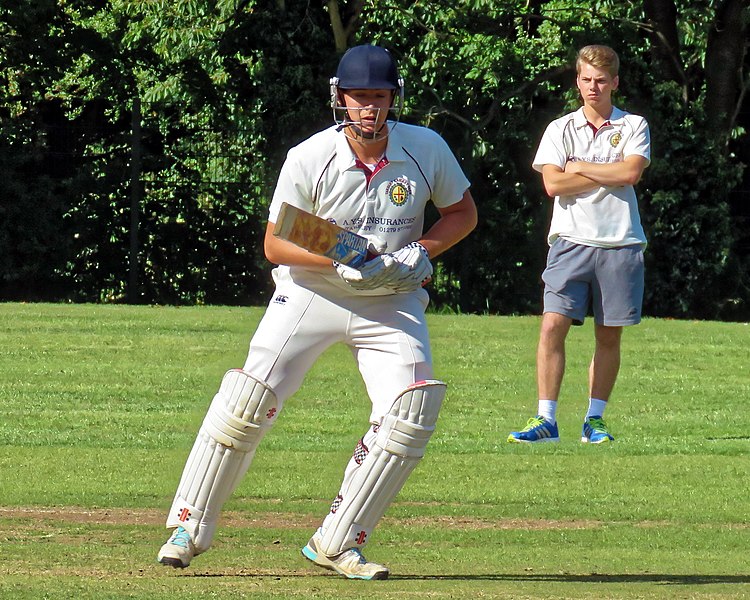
[0,302,748,599]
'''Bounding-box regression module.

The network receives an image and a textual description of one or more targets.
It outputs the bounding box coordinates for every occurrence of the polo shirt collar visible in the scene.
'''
[573,105,626,129]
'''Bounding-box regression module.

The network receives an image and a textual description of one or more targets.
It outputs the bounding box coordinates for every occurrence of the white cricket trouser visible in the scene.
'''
[243,276,436,553]
[243,276,433,422]
[164,273,436,554]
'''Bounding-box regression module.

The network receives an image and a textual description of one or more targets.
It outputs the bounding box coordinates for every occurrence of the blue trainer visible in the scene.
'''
[507,415,559,443]
[581,416,614,444]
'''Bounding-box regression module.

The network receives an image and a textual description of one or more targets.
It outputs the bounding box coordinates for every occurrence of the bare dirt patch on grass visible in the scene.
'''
[0,506,601,531]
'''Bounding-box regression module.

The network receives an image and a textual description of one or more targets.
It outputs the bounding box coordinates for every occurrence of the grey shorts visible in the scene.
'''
[542,238,644,326]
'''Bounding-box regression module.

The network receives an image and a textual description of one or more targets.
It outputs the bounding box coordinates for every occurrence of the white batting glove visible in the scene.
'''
[335,262,367,288]
[365,235,387,256]
[334,235,395,290]
[335,254,398,289]
[384,242,433,292]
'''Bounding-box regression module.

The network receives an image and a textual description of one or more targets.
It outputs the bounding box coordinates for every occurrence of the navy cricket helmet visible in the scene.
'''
[334,45,401,90]
[329,44,405,140]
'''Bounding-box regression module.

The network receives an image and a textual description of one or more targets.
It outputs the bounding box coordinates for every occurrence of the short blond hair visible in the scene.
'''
[576,45,619,77]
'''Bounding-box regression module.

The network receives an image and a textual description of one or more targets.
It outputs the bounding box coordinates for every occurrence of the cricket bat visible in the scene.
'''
[273,202,371,268]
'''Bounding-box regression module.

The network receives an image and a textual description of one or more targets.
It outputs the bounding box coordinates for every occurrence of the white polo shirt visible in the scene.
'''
[533,106,650,248]
[269,121,470,294]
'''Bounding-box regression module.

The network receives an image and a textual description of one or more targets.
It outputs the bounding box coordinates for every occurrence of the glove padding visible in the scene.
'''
[383,242,433,292]
[335,235,396,290]
[335,255,398,290]
[336,239,432,293]
[365,235,387,256]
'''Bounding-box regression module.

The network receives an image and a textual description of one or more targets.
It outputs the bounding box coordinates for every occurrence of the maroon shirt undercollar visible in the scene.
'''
[355,156,389,185]
[587,120,610,135]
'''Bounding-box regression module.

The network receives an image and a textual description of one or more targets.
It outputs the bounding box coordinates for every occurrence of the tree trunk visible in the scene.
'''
[326,0,366,53]
[643,0,688,100]
[704,0,748,142]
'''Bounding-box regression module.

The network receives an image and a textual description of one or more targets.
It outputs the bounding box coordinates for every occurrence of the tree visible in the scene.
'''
[1,0,748,318]
[639,0,749,319]
[0,0,100,299]
[1,0,336,304]
[355,0,750,318]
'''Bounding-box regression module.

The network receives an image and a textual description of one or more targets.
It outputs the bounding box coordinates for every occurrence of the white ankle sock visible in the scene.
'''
[537,399,557,424]
[586,398,608,419]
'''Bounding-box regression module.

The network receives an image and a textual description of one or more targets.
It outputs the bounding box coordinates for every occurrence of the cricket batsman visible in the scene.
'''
[157,44,477,579]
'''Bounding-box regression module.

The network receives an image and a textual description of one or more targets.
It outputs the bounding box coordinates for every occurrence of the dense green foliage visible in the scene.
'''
[1,0,748,318]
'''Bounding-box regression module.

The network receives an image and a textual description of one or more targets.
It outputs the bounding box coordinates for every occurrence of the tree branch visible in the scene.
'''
[419,64,572,133]
[642,0,689,102]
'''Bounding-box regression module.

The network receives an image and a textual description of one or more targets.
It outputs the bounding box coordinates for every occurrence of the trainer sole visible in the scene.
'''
[301,545,335,572]
[158,556,189,568]
[301,544,388,580]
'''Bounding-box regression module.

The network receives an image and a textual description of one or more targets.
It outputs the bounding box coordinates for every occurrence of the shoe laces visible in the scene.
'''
[350,548,367,564]
[169,527,192,549]
[587,416,609,432]
[522,416,546,431]
[336,547,368,566]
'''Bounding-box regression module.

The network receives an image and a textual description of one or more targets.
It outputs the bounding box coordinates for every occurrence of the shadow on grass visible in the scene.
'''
[390,573,750,584]
[191,572,750,585]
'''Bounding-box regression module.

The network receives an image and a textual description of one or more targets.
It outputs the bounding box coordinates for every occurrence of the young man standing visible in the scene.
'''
[508,45,650,444]
[156,44,477,579]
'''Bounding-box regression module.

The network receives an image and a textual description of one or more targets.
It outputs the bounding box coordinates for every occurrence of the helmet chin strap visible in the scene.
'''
[334,107,393,144]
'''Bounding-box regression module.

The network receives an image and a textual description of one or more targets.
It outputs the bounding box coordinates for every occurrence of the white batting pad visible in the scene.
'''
[317,380,447,556]
[166,369,278,552]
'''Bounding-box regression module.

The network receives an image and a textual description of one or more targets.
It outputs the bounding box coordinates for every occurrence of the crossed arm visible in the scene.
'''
[541,155,649,198]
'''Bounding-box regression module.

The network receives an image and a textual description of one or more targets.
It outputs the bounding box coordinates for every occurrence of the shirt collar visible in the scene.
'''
[573,105,626,129]
[334,121,404,172]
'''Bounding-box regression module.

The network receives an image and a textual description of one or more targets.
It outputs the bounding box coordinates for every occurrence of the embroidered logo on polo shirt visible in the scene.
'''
[609,132,622,148]
[386,177,412,207]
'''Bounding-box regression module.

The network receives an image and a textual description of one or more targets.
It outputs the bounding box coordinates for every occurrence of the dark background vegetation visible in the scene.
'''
[1,0,748,320]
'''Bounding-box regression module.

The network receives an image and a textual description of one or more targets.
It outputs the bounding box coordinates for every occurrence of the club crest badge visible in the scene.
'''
[609,132,622,148]
[386,177,412,207]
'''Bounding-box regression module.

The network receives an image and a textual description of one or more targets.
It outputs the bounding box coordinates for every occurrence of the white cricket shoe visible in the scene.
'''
[157,526,196,568]
[301,532,389,580]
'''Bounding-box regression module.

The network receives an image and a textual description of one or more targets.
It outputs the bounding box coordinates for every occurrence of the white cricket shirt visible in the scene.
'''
[533,106,650,248]
[269,121,470,294]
